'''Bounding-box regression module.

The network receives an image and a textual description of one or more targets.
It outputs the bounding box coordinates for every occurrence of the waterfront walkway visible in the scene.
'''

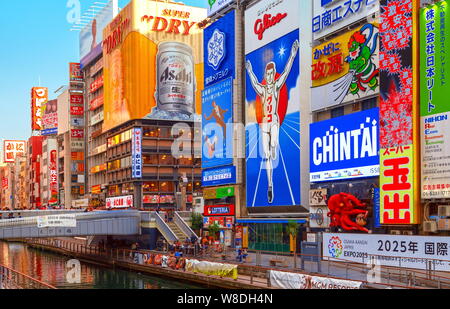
[23,238,435,289]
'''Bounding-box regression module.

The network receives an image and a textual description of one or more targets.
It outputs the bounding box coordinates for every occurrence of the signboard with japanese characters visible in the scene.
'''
[324,233,450,272]
[3,140,26,163]
[313,0,379,41]
[204,10,235,87]
[69,63,83,82]
[71,129,84,139]
[310,189,328,206]
[379,0,417,224]
[106,195,134,209]
[132,128,143,179]
[380,145,416,225]
[421,113,450,199]
[311,22,379,111]
[71,141,85,150]
[420,2,450,199]
[70,106,84,116]
[31,87,48,131]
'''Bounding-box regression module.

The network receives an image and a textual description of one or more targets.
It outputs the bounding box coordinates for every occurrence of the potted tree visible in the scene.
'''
[190,212,204,236]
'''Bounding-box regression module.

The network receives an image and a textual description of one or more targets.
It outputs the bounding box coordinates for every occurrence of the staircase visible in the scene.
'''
[167,222,188,241]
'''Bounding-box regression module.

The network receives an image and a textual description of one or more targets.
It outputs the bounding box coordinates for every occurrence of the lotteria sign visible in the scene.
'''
[310,108,380,182]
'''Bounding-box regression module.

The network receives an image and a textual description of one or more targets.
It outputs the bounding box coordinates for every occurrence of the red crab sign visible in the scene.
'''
[327,193,371,233]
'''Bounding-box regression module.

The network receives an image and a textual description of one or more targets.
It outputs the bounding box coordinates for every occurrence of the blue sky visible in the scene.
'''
[0,0,207,142]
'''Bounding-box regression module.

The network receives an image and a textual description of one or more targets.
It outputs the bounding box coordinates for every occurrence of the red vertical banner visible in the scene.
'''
[31,87,48,131]
[379,0,418,225]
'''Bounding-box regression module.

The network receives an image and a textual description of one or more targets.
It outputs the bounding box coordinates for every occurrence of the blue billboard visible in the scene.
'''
[202,166,236,187]
[202,78,233,169]
[204,10,235,87]
[310,108,380,183]
[245,29,301,207]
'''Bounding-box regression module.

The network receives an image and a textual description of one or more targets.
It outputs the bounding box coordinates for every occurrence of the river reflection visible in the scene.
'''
[0,241,203,289]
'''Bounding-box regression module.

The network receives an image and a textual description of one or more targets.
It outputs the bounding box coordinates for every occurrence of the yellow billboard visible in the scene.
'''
[380,145,416,225]
[103,0,206,131]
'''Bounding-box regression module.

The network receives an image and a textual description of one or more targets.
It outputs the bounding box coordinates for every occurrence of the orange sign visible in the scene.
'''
[31,87,48,131]
[3,140,26,163]
[102,0,206,131]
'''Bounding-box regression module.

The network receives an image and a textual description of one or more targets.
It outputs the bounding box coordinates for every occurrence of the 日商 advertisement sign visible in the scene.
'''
[420,2,450,199]
[312,0,379,41]
[245,0,301,208]
[102,0,206,131]
[311,23,380,112]
[310,108,380,182]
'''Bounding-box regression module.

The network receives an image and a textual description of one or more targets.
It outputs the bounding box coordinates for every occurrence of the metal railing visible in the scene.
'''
[0,264,56,289]
[25,237,442,289]
[174,212,198,241]
[153,212,178,244]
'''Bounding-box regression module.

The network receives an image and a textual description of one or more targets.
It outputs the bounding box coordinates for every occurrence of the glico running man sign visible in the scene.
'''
[245,0,301,207]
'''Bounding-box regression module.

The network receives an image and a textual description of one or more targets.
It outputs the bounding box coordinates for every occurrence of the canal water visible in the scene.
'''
[0,241,204,289]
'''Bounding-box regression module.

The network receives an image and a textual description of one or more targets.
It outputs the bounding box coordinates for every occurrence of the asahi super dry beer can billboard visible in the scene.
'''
[102,0,206,131]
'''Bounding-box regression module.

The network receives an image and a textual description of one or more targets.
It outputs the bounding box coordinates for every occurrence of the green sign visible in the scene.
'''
[216,187,235,199]
[420,1,450,116]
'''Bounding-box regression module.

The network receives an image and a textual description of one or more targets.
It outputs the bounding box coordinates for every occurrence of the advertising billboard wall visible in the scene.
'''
[245,0,301,207]
[202,166,236,187]
[380,145,415,224]
[312,0,379,41]
[3,140,26,164]
[42,99,58,136]
[202,78,233,169]
[310,108,380,182]
[31,87,48,131]
[323,233,450,271]
[102,0,206,131]
[132,128,143,179]
[379,0,417,224]
[311,23,379,112]
[80,0,119,68]
[420,2,450,199]
[204,10,235,87]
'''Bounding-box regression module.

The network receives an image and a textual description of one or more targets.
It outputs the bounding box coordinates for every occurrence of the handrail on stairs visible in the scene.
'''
[154,212,178,244]
[174,212,198,241]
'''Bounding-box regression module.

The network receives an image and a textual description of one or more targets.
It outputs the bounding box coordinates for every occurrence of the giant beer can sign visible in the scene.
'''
[102,0,206,131]
[156,42,196,115]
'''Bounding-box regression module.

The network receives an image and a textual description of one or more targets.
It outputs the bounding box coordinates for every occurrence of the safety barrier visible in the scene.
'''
[0,264,56,289]
[24,238,441,289]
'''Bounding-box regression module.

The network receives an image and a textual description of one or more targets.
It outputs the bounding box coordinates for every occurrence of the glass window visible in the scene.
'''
[143,181,159,193]
[159,154,174,165]
[331,106,344,118]
[159,181,174,193]
[143,154,158,165]
[362,97,378,110]
[159,127,171,138]
[144,126,159,138]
